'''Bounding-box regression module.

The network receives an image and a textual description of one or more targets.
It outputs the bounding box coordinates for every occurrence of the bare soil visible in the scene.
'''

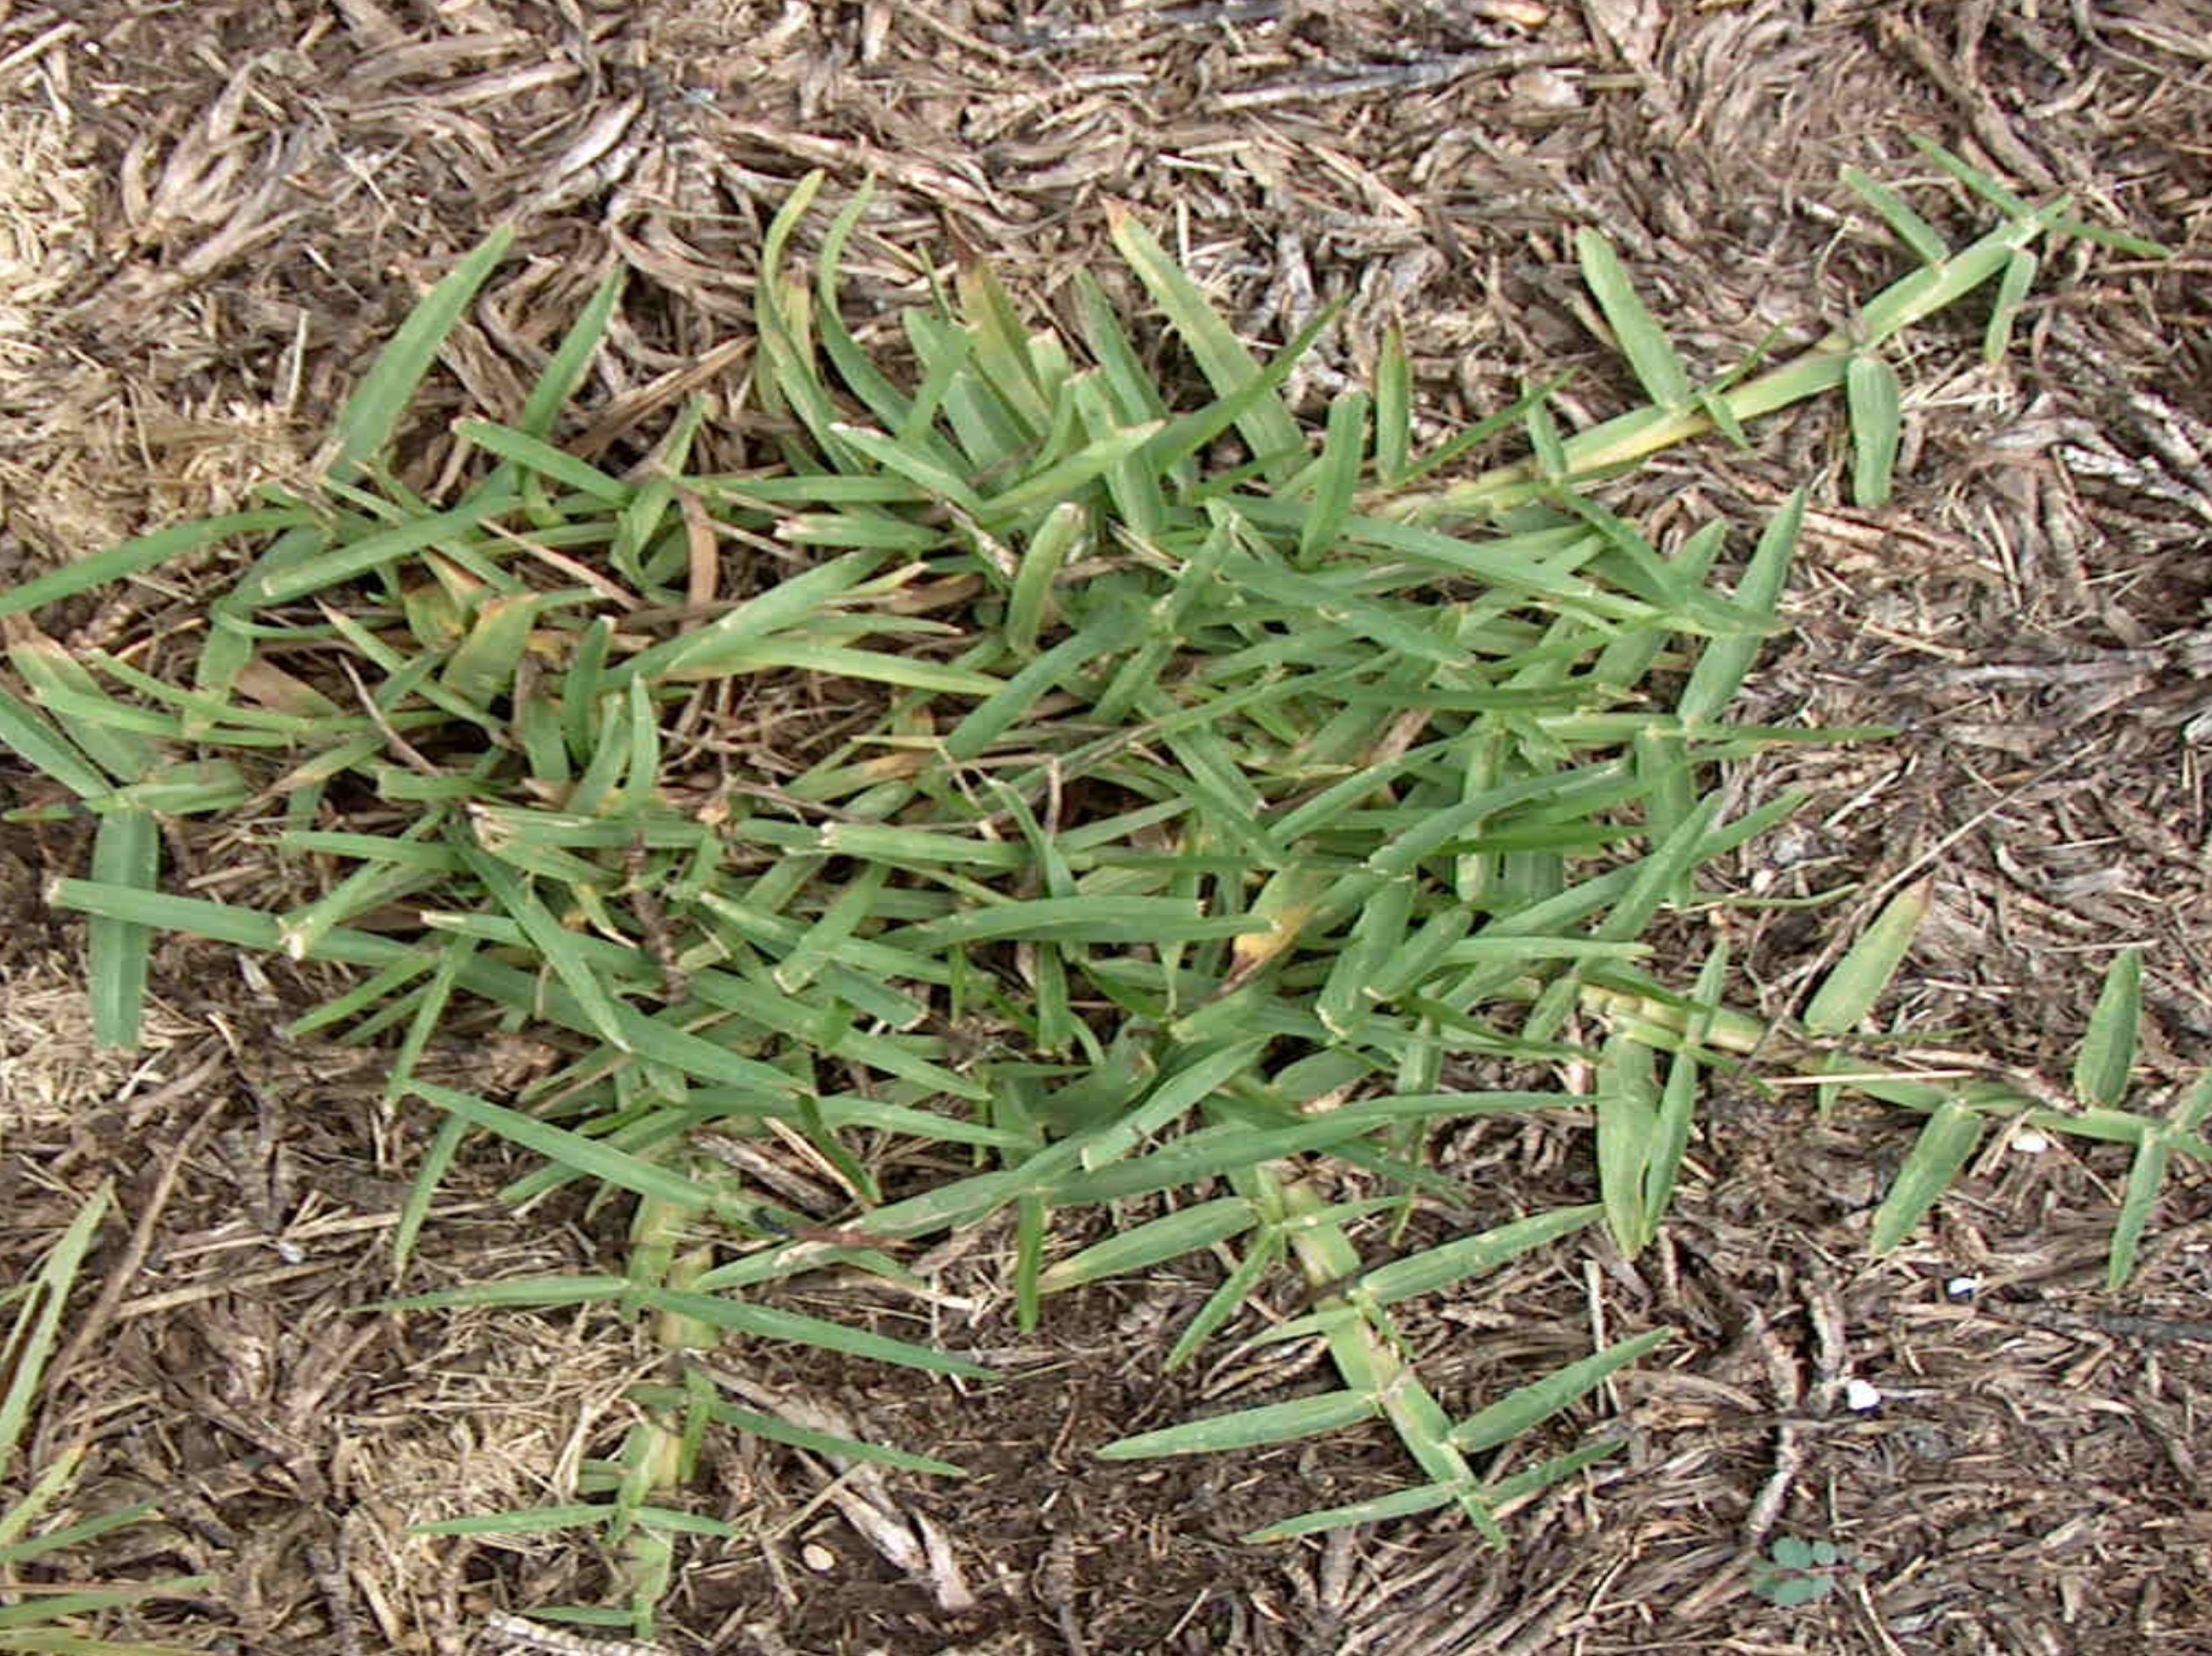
[3,3,2210,1653]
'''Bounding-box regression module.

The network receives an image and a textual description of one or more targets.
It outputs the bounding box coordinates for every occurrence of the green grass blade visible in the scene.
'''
[95,758,250,815]
[1387,195,2057,523]
[0,684,110,799]
[1244,1481,1463,1542]
[980,420,1164,529]
[87,808,159,1049]
[954,261,1053,437]
[393,1115,468,1278]
[0,1580,212,1631]
[1577,231,1694,412]
[1395,375,1571,488]
[1804,883,1928,1037]
[238,489,521,607]
[375,1274,633,1312]
[681,641,999,698]
[1078,1042,1268,1172]
[1643,941,1725,1244]
[1013,1193,1049,1331]
[0,1184,109,1483]
[1842,167,1951,266]
[1868,1098,1985,1254]
[1373,327,1412,486]
[1680,490,1801,726]
[7,626,160,783]
[2073,947,2142,1108]
[0,1446,98,1553]
[1984,249,2037,366]
[520,269,624,439]
[606,550,881,685]
[1254,1206,1602,1341]
[2048,215,2171,257]
[0,508,310,621]
[814,184,920,434]
[1483,1435,1627,1505]
[2174,1072,2212,1137]
[1908,135,2031,217]
[1450,1328,1670,1452]
[1525,388,1570,483]
[899,897,1262,948]
[1109,209,1304,484]
[1097,1390,1377,1461]
[442,592,550,708]
[409,1503,609,1537]
[829,422,986,518]
[2106,1135,2169,1290]
[1846,353,1903,507]
[457,848,634,1053]
[1006,501,1085,657]
[1595,1032,1658,1255]
[1165,1230,1283,1371]
[327,224,515,480]
[1137,300,1336,481]
[3,1506,182,1574]
[667,1391,963,1477]
[410,1082,723,1212]
[0,1623,212,1654]
[1299,390,1368,563]
[1349,1206,1604,1309]
[631,1286,992,1379]
[460,421,633,505]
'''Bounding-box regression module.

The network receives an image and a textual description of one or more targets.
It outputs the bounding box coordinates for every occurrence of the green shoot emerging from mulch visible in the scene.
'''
[1,153,2193,1640]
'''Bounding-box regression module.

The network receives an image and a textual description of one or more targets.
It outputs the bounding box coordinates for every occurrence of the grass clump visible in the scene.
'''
[0,153,2181,1638]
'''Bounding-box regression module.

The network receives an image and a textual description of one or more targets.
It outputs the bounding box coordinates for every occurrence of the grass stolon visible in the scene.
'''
[0,153,2196,1643]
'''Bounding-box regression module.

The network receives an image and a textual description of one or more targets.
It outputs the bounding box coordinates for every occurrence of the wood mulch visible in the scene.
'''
[1,3,2209,1652]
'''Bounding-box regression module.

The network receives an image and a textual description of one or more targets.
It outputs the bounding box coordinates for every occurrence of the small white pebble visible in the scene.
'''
[1507,66,1583,109]
[1946,1276,1982,1301]
[802,1542,838,1574]
[1843,1378,1884,1413]
[2013,1127,2053,1154]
